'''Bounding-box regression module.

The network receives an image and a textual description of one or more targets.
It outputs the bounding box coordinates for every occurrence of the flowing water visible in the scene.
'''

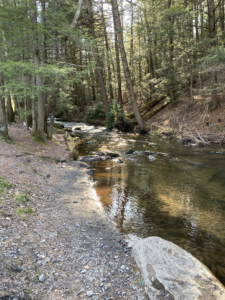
[63,122,225,284]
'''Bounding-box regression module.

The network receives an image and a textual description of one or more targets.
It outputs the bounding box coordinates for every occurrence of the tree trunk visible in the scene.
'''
[31,76,37,133]
[87,0,109,114]
[29,0,45,140]
[101,4,114,102]
[48,105,55,140]
[208,0,218,110]
[6,93,15,123]
[25,97,32,129]
[111,0,145,131]
[168,0,176,102]
[0,68,9,140]
[112,5,123,105]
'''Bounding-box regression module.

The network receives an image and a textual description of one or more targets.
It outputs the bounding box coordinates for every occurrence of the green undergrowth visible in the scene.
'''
[16,193,28,203]
[0,177,12,193]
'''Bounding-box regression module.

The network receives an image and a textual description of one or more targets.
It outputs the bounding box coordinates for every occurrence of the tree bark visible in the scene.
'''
[48,105,55,140]
[112,4,123,105]
[6,93,15,123]
[29,0,45,140]
[0,68,9,140]
[208,0,218,110]
[31,76,37,133]
[111,0,145,131]
[101,4,114,102]
[87,0,109,114]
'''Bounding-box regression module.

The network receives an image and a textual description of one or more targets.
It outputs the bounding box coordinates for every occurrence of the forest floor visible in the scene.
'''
[0,122,147,300]
[144,92,225,139]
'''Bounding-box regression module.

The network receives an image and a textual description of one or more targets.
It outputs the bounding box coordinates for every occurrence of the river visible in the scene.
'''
[62,122,225,285]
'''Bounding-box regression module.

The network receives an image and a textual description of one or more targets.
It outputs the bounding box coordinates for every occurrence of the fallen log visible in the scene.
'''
[143,99,170,120]
[132,99,170,125]
[126,94,167,119]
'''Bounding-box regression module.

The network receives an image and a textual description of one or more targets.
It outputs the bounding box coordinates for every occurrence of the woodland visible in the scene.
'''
[0,0,225,141]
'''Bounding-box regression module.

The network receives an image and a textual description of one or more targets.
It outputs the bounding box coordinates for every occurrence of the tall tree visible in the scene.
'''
[111,0,145,131]
[87,0,109,114]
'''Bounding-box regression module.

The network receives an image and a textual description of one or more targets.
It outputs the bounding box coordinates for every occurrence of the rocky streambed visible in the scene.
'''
[62,122,225,293]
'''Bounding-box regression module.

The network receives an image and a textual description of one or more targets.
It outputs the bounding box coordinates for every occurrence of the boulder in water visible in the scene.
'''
[53,123,64,129]
[105,152,120,158]
[73,127,81,131]
[132,237,225,300]
[64,127,72,132]
[149,155,156,162]
[144,150,156,156]
[80,155,104,162]
[126,149,135,154]
[117,158,124,163]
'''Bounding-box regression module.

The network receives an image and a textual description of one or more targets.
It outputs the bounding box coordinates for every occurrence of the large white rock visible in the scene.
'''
[132,237,225,300]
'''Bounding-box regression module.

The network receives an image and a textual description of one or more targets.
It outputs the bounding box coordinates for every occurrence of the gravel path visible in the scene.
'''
[0,123,148,300]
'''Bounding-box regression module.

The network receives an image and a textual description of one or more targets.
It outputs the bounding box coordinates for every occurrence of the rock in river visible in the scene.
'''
[117,158,124,163]
[149,155,156,162]
[132,237,225,300]
[80,155,104,162]
[126,149,135,154]
[105,152,120,158]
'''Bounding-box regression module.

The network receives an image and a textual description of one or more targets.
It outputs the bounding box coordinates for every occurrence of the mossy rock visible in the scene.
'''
[65,132,78,160]
[53,123,64,129]
[54,128,64,134]
[64,128,72,132]
[70,132,81,138]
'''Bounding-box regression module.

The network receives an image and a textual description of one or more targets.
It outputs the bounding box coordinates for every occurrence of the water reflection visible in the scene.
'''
[66,123,225,284]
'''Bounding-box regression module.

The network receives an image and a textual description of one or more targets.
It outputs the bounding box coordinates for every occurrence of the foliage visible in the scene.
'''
[85,102,106,122]
[106,101,124,129]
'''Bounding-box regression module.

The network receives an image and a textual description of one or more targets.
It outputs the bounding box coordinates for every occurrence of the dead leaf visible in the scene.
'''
[5,217,11,221]
[84,265,90,269]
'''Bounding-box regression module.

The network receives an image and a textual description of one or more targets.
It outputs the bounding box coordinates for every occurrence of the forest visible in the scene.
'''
[0,0,225,141]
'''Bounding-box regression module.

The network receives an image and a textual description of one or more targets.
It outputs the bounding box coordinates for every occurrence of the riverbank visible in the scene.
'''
[72,92,225,147]
[0,122,147,300]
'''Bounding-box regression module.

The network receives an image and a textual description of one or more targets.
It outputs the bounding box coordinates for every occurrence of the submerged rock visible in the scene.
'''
[148,155,156,162]
[96,152,105,156]
[53,123,64,129]
[117,158,124,164]
[87,169,95,175]
[144,150,156,156]
[105,152,120,158]
[132,237,225,300]
[80,155,104,162]
[64,127,72,132]
[126,149,135,154]
[70,132,81,138]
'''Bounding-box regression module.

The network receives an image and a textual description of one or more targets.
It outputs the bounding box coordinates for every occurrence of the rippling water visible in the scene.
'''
[63,122,225,284]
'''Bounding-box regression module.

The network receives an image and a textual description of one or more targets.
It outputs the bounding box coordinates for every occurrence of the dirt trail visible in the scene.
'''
[0,123,147,300]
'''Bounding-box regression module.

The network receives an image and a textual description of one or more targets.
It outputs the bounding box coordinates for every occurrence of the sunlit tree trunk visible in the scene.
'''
[101,4,114,102]
[112,4,123,105]
[111,0,145,131]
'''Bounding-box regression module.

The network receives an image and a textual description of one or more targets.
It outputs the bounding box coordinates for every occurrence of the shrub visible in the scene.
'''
[106,100,124,129]
[85,102,105,122]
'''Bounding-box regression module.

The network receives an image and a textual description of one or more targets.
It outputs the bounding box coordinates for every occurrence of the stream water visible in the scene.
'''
[63,122,225,284]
